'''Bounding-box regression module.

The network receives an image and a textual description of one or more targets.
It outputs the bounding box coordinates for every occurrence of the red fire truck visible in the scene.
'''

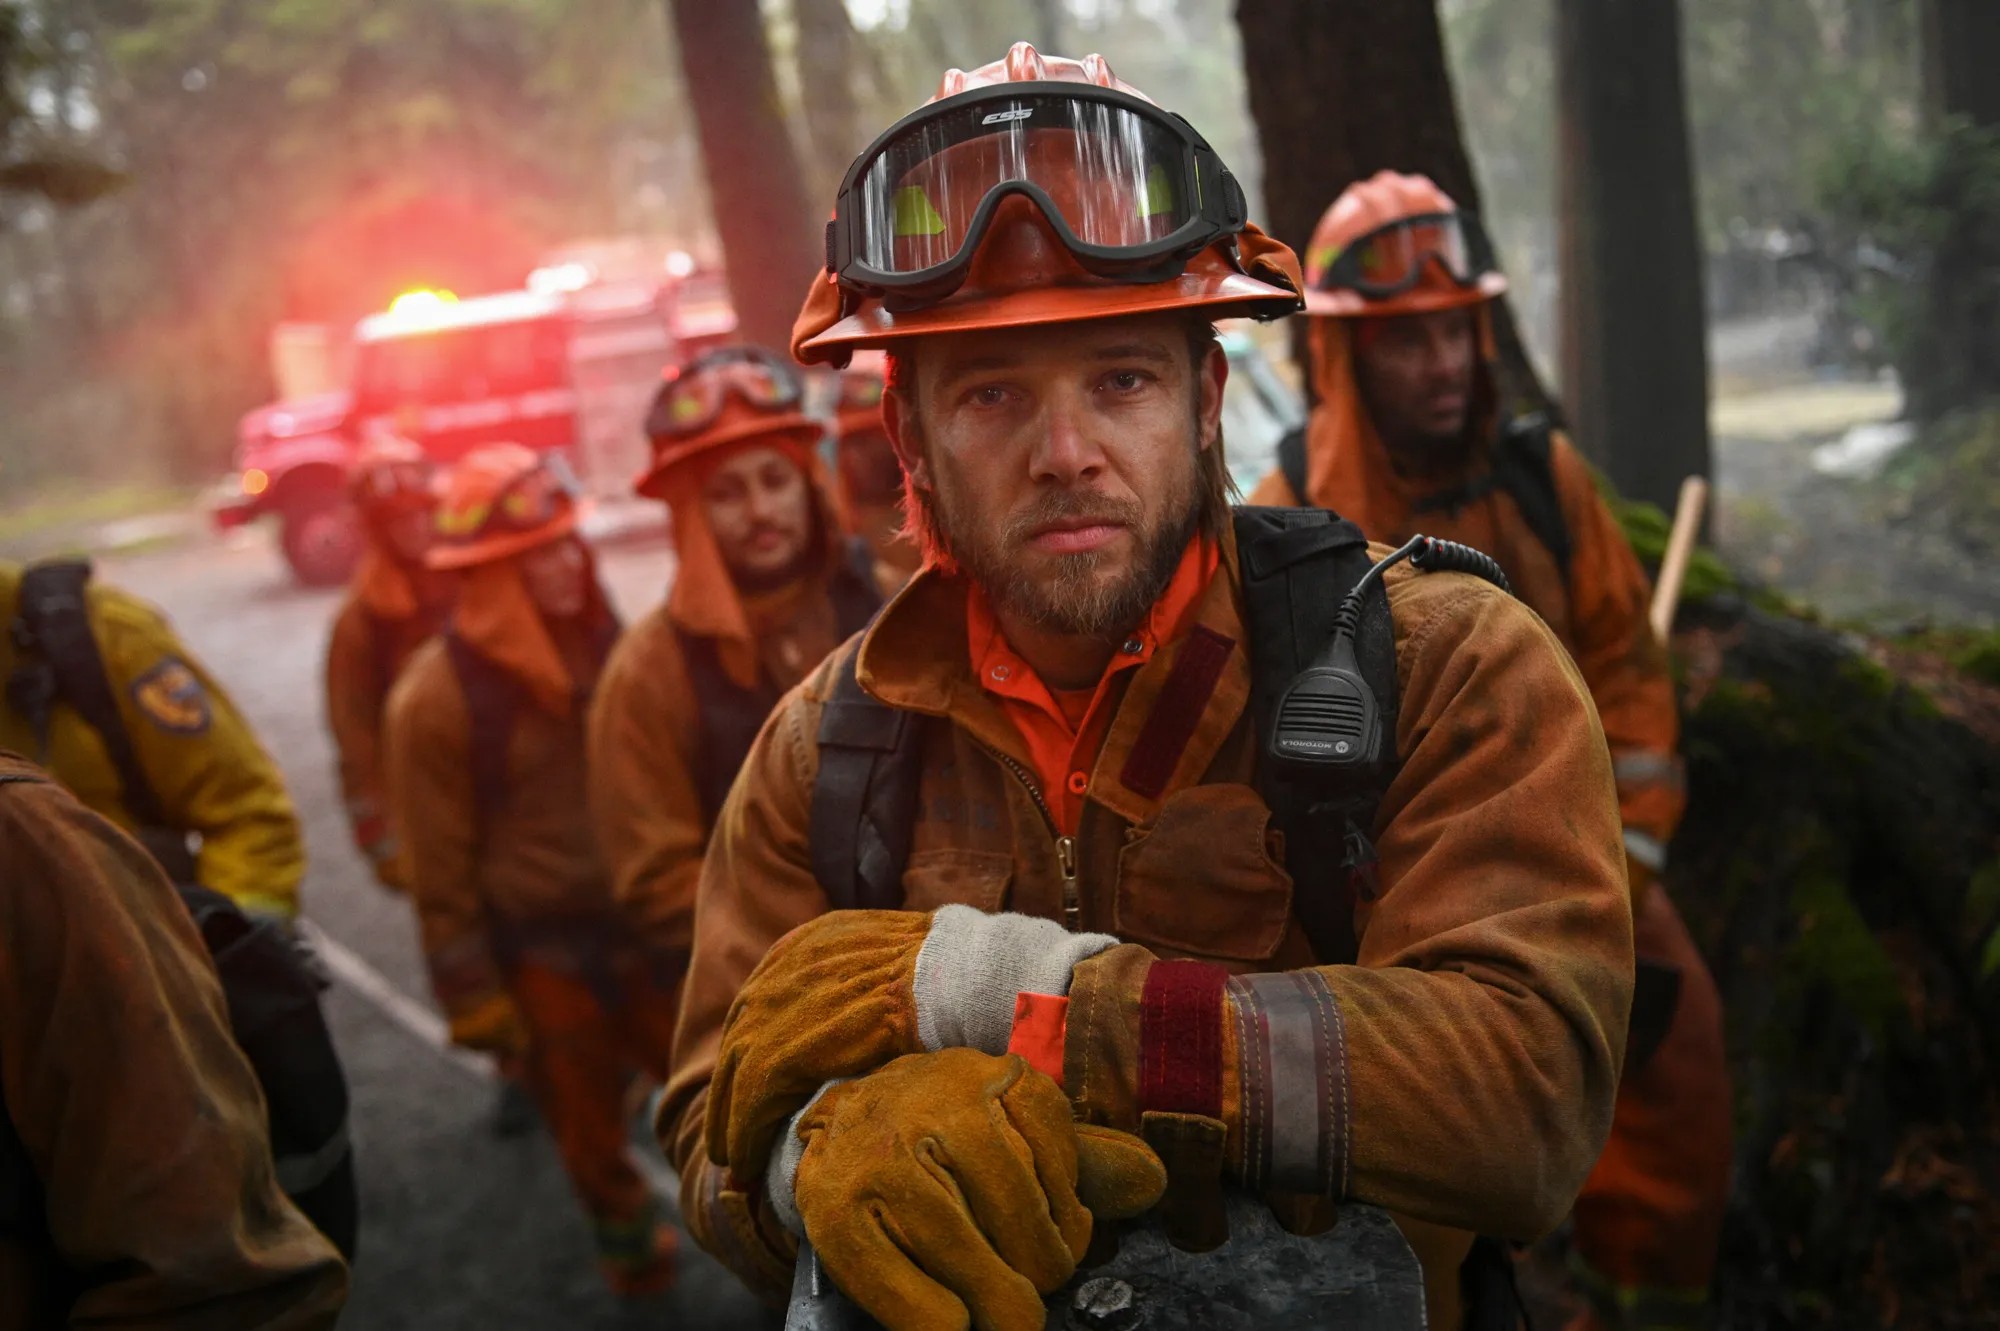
[213,267,736,585]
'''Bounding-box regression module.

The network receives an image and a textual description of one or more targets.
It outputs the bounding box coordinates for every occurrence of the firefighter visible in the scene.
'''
[1,561,305,920]
[383,444,678,1297]
[0,751,347,1328]
[323,435,449,893]
[1248,171,1731,1330]
[825,357,921,583]
[657,45,1634,1331]
[588,345,884,991]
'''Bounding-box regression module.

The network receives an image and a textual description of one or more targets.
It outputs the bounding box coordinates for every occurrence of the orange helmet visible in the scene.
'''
[428,444,581,570]
[794,42,1301,365]
[636,346,823,499]
[1302,171,1508,318]
[347,434,436,519]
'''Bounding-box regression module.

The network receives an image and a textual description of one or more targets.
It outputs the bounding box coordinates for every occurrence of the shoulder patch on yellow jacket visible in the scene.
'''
[130,657,212,734]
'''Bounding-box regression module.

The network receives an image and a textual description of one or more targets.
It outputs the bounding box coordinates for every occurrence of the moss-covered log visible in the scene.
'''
[1627,502,2000,1325]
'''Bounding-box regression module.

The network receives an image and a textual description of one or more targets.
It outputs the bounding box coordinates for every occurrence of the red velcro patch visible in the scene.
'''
[1008,992,1070,1085]
[1138,959,1229,1117]
[1119,626,1235,800]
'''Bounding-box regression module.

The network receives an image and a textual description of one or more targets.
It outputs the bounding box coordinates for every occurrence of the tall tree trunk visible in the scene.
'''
[1555,0,1713,511]
[1909,0,2000,421]
[665,0,822,354]
[1027,0,1066,53]
[1923,0,2000,128]
[792,0,863,198]
[1233,0,1555,420]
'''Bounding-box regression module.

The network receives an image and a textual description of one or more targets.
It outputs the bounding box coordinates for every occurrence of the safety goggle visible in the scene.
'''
[645,347,804,440]
[435,455,581,543]
[828,81,1250,310]
[1310,211,1497,301]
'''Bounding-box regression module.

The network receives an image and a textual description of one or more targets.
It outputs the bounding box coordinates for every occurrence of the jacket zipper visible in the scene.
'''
[974,739,1082,931]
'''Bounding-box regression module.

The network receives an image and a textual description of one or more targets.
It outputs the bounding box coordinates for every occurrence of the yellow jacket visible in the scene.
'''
[0,564,305,919]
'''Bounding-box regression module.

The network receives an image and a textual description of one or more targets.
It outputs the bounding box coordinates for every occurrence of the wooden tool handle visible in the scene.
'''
[1650,476,1709,643]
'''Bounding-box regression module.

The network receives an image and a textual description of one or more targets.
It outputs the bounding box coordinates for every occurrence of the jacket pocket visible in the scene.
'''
[1115,783,1293,961]
[900,848,1013,913]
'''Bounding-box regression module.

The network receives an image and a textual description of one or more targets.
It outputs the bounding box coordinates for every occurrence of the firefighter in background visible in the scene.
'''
[383,445,678,1297]
[824,357,920,584]
[1249,171,1731,1330]
[589,345,884,979]
[323,436,449,893]
[2,563,305,920]
[0,751,348,1329]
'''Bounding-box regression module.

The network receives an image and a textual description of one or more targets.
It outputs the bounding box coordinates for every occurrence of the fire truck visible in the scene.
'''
[212,263,737,586]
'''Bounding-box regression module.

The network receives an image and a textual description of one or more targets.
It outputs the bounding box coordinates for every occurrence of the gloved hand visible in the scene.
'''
[791,1049,1165,1331]
[708,906,1119,1181]
[449,990,530,1060]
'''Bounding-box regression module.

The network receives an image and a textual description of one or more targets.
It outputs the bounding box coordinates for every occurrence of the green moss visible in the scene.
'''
[1785,865,1907,1036]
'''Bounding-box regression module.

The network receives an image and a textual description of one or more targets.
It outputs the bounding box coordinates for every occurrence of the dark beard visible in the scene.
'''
[929,447,1201,641]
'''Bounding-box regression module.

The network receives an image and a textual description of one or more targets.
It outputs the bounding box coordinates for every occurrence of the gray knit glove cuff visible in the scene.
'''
[765,1079,842,1237]
[912,904,1120,1056]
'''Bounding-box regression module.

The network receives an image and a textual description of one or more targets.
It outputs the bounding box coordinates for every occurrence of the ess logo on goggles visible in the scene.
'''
[826,81,1251,312]
[1310,211,1498,300]
[645,346,804,440]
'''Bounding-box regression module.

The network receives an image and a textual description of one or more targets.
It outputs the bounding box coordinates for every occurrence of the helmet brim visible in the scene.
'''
[634,416,826,500]
[426,509,580,570]
[1302,271,1508,318]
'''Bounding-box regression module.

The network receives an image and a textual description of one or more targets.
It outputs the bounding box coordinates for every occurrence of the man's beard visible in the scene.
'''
[924,440,1202,641]
[724,511,822,595]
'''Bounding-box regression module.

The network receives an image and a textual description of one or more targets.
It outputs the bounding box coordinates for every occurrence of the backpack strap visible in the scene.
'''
[7,560,170,829]
[1489,413,1572,584]
[1231,507,1399,966]
[675,629,783,827]
[442,633,523,835]
[809,649,926,911]
[829,535,889,639]
[1276,425,1309,504]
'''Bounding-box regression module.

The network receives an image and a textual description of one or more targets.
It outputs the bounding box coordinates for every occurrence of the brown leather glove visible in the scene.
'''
[792,1049,1166,1331]
[707,909,932,1177]
[710,907,1121,1183]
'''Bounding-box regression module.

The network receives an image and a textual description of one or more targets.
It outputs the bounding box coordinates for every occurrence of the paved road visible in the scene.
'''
[102,527,779,1331]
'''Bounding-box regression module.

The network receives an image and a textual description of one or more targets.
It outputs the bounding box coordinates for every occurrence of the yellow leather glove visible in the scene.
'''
[792,1049,1166,1331]
[448,990,530,1060]
[709,909,931,1177]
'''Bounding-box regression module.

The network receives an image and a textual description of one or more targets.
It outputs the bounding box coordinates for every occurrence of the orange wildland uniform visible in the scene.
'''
[663,532,1634,1327]
[666,50,1634,1331]
[1250,170,1731,1328]
[384,445,678,1296]
[591,364,886,969]
[0,751,347,1329]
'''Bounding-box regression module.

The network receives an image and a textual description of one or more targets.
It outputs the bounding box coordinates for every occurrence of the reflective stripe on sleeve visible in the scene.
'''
[1623,827,1669,874]
[1227,970,1350,1197]
[1611,750,1684,792]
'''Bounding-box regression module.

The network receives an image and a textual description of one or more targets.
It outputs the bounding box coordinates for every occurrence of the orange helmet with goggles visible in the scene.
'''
[1302,171,1508,318]
[793,42,1302,365]
[428,443,581,570]
[348,435,437,519]
[636,345,824,500]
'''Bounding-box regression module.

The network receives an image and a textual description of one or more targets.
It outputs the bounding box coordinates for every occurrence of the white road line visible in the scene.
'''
[299,920,496,1081]
[300,920,684,1198]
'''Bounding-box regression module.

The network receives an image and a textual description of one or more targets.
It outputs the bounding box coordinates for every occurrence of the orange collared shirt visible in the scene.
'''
[966,534,1220,835]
